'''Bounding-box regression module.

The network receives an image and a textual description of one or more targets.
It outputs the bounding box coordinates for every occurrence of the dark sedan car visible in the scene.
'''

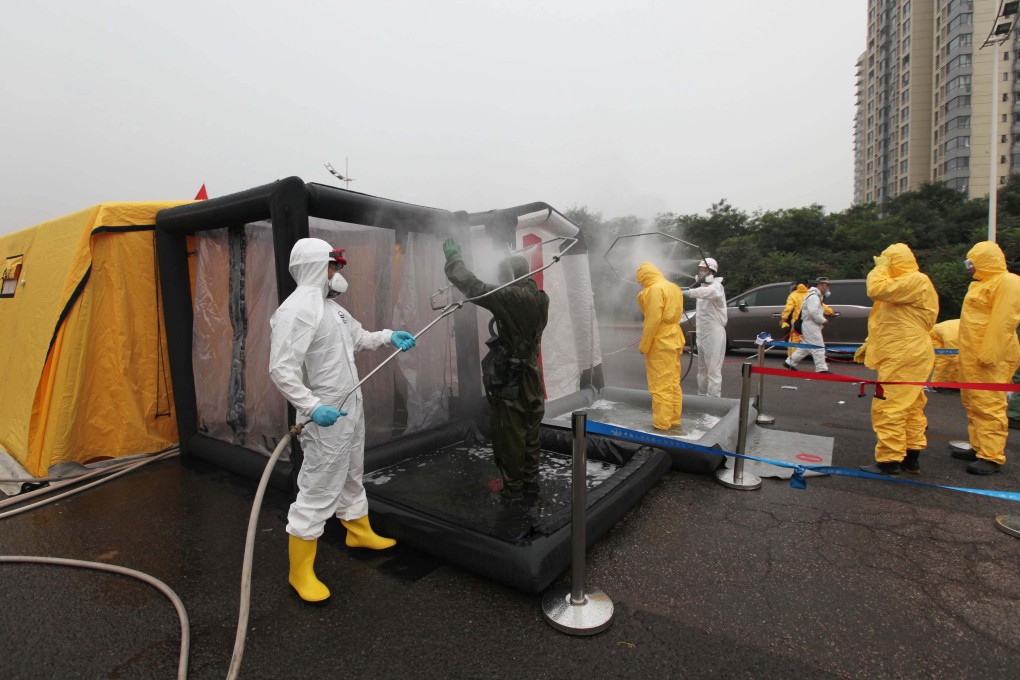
[680,279,872,352]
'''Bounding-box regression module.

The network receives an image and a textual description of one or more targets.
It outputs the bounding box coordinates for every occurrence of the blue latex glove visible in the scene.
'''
[443,236,462,261]
[390,330,416,351]
[310,405,346,426]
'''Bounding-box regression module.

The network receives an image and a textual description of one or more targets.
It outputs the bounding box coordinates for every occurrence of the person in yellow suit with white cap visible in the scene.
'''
[857,243,938,475]
[637,262,685,430]
[952,241,1020,475]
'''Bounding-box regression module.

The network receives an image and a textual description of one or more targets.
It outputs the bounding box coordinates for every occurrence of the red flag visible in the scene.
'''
[194,184,209,200]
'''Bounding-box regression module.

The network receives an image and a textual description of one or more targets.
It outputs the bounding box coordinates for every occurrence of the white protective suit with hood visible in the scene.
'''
[269,238,394,539]
[684,275,727,397]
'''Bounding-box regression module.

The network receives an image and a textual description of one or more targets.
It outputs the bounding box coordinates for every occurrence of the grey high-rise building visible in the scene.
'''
[854,0,1020,205]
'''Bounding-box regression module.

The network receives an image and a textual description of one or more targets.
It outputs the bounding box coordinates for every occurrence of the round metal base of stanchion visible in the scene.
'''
[755,414,775,426]
[715,466,762,490]
[948,440,972,453]
[995,515,1020,538]
[541,585,614,635]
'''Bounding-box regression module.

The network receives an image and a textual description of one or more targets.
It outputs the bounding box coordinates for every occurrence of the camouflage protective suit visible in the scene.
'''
[445,253,550,494]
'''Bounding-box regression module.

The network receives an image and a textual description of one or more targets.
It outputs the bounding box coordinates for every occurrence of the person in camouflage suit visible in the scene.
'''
[443,236,550,497]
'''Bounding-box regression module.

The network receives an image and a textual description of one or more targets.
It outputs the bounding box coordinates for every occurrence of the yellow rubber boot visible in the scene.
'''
[288,535,330,602]
[340,515,396,550]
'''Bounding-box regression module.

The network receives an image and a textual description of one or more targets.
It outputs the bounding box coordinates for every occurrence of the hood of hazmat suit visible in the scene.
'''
[498,253,531,284]
[864,243,938,375]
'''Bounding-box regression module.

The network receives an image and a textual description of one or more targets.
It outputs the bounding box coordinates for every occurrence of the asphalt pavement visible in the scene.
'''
[2,324,1019,679]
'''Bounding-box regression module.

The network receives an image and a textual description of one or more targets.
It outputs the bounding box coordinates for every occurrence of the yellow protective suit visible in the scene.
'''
[958,241,1020,466]
[781,283,833,356]
[637,263,685,430]
[865,244,939,464]
[930,319,960,384]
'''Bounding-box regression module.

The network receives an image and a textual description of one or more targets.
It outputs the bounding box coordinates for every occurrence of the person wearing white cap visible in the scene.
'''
[683,257,727,397]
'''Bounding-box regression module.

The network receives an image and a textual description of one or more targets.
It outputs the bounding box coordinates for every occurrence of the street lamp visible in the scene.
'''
[980,0,1019,243]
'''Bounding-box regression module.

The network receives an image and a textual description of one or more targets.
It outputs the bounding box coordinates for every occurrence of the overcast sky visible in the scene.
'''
[1,1,865,234]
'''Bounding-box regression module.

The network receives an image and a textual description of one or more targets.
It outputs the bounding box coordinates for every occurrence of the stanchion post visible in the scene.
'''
[542,411,614,635]
[569,410,587,605]
[715,362,762,491]
[755,342,775,426]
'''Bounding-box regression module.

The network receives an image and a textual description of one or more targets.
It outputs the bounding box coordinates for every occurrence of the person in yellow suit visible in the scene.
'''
[857,243,939,475]
[637,262,685,430]
[952,242,1020,474]
[780,279,834,358]
[929,319,960,391]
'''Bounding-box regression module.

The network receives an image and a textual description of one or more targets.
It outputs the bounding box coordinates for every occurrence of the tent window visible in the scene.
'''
[2,255,23,298]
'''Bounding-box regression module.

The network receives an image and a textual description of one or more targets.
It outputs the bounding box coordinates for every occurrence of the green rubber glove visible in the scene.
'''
[873,255,890,268]
[443,236,462,261]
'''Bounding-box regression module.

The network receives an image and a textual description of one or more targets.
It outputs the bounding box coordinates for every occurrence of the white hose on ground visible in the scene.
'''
[0,555,190,680]
[0,444,180,487]
[0,462,136,510]
[0,450,180,521]
[226,429,295,680]
[0,448,179,510]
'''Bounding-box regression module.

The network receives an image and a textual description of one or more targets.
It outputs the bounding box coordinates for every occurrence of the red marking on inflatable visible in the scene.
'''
[796,453,824,463]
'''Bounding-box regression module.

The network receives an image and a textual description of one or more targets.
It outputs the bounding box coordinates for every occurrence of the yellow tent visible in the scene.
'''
[0,202,188,476]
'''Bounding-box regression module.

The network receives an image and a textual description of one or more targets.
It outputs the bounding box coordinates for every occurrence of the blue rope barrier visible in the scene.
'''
[585,419,1020,503]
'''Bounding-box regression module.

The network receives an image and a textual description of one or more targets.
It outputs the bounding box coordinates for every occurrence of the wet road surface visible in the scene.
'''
[2,324,1019,679]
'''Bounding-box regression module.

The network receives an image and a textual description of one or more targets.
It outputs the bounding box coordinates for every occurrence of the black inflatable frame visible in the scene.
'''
[154,178,662,592]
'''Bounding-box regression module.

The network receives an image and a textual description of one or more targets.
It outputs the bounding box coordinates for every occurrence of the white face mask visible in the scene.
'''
[823,289,831,299]
[328,271,348,295]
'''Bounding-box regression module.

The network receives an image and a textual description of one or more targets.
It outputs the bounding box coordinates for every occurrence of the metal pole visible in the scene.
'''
[990,39,1000,243]
[542,411,614,635]
[755,343,775,426]
[715,362,762,490]
[570,411,587,605]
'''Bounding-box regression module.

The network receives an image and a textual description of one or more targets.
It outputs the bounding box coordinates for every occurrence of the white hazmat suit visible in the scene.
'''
[269,238,395,540]
[787,287,829,372]
[684,273,727,397]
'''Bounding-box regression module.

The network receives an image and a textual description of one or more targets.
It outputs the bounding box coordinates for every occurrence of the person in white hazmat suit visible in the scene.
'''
[683,258,727,397]
[784,278,831,373]
[269,238,417,603]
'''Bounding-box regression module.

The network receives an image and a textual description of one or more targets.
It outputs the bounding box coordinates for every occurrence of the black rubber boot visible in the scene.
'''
[951,448,978,461]
[966,459,1002,475]
[859,461,902,476]
[901,449,921,474]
